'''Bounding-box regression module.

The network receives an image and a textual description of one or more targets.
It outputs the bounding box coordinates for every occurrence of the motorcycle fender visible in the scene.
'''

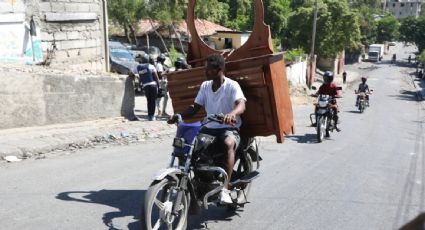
[152,168,182,181]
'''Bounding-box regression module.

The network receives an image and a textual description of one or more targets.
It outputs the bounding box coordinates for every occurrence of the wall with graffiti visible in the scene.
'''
[0,0,43,64]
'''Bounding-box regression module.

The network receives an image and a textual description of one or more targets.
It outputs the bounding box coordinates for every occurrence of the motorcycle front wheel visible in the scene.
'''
[142,177,189,230]
[359,102,364,113]
[316,116,326,142]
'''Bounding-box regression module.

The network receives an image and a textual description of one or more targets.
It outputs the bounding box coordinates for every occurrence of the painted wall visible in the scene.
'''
[0,0,38,64]
[212,32,250,50]
[286,61,307,86]
[0,0,107,72]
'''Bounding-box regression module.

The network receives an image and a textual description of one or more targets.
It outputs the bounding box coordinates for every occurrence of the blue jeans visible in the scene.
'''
[143,85,158,117]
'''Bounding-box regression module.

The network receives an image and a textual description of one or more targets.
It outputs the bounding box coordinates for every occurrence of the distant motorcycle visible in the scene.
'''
[355,90,372,113]
[142,114,260,230]
[310,90,341,142]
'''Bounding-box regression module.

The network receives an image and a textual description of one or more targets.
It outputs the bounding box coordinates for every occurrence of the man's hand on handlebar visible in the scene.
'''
[167,114,182,124]
[223,113,237,126]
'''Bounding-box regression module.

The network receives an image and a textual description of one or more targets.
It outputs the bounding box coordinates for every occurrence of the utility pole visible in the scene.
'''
[308,0,319,88]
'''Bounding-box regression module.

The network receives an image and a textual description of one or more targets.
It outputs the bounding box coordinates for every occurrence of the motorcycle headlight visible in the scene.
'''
[319,101,328,107]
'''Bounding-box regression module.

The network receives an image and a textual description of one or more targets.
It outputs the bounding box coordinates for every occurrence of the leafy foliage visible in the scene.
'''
[416,17,425,52]
[263,0,292,39]
[225,0,254,31]
[418,50,425,64]
[399,16,425,52]
[195,0,229,25]
[284,48,305,62]
[285,0,361,58]
[108,0,144,43]
[399,17,417,44]
[144,0,188,25]
[376,15,400,43]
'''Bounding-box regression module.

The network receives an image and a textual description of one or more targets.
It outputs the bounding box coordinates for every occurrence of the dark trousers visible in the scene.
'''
[144,85,158,117]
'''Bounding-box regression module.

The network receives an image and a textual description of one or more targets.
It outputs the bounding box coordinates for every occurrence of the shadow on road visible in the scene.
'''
[346,110,361,114]
[187,206,243,229]
[56,189,243,230]
[287,134,317,144]
[389,90,419,102]
[57,189,145,230]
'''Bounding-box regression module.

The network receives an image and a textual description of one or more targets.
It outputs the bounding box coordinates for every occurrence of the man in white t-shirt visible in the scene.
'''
[168,54,246,204]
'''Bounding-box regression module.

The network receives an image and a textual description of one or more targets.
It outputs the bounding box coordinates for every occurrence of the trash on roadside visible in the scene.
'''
[4,155,22,162]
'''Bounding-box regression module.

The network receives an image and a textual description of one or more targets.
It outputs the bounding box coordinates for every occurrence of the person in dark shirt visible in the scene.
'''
[314,71,341,132]
[356,76,371,106]
[136,54,160,121]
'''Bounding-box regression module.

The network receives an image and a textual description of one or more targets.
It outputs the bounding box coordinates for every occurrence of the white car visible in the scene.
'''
[389,41,396,46]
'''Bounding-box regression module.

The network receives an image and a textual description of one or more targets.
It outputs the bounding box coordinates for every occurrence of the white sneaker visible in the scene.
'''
[219,189,233,204]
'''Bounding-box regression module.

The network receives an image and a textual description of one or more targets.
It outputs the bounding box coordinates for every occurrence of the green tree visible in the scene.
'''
[376,15,400,43]
[263,0,292,41]
[195,0,229,25]
[108,0,143,44]
[144,0,188,53]
[415,17,425,52]
[356,7,377,45]
[285,0,361,58]
[399,16,417,44]
[399,16,425,52]
[349,0,381,9]
[225,0,254,31]
[421,3,425,17]
[419,50,425,64]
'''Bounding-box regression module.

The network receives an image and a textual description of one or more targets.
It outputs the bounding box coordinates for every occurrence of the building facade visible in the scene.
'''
[383,0,422,19]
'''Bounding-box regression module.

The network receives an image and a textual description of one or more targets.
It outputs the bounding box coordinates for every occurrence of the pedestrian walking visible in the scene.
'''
[408,55,412,64]
[342,71,347,84]
[136,54,160,121]
[419,70,423,79]
[155,54,169,117]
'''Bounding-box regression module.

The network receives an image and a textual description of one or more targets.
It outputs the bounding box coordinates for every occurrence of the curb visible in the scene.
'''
[0,120,176,161]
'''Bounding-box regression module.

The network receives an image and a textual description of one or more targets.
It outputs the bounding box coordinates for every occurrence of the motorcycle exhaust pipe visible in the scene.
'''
[197,166,228,209]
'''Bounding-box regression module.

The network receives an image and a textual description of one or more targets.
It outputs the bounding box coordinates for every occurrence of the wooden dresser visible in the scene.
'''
[167,0,294,143]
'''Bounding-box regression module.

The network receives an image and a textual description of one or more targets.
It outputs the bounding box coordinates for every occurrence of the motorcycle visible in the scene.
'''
[310,86,342,142]
[355,90,371,113]
[142,114,260,230]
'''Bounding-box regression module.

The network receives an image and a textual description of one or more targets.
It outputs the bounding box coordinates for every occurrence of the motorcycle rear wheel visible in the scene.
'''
[142,177,189,230]
[232,154,254,204]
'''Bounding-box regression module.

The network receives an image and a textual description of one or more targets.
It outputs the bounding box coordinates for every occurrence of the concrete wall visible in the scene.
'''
[286,61,307,86]
[0,0,107,72]
[0,71,135,129]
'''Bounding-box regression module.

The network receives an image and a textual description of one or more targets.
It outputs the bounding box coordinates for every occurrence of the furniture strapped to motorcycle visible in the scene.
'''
[166,0,294,143]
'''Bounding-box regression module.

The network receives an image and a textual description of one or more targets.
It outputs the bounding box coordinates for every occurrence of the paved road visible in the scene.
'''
[1,44,424,230]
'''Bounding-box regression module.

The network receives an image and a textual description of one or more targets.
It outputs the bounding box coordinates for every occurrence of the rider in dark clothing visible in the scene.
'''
[315,71,341,132]
[356,76,371,106]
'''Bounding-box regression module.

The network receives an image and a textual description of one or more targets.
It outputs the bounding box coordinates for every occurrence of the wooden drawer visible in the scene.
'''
[226,66,265,88]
